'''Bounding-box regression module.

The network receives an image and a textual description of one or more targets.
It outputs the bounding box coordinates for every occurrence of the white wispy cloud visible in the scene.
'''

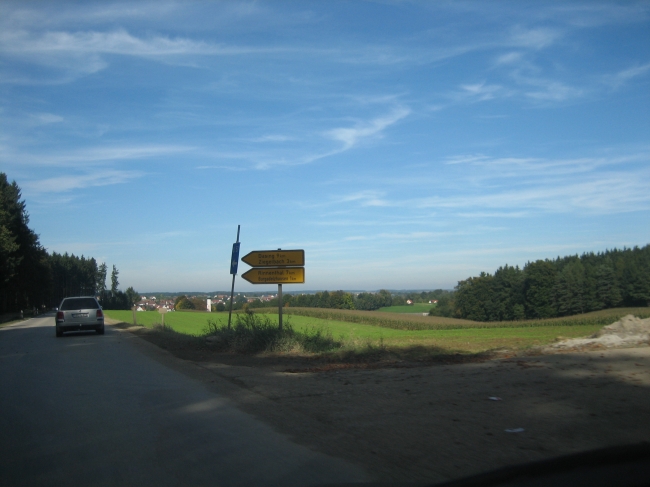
[554,3,650,28]
[330,190,390,208]
[195,164,248,171]
[23,169,144,194]
[413,168,650,215]
[234,107,413,169]
[0,28,281,57]
[250,135,295,143]
[509,26,562,49]
[325,107,410,150]
[456,82,505,102]
[326,151,650,216]
[495,51,524,65]
[524,80,584,101]
[32,113,64,124]
[602,62,650,89]
[0,25,300,83]
[444,152,649,176]
[10,144,193,167]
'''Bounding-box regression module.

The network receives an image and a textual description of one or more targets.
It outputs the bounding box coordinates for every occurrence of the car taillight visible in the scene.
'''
[56,311,64,321]
[96,309,103,318]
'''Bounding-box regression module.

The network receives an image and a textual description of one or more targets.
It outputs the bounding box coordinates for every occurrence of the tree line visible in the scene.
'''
[451,245,650,321]
[235,289,453,312]
[0,173,139,313]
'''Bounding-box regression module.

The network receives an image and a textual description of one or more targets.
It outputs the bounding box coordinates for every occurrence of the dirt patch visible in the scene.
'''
[546,315,650,351]
[108,318,650,485]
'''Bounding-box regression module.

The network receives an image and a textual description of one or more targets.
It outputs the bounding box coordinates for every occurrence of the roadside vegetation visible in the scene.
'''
[104,306,650,361]
[203,311,341,354]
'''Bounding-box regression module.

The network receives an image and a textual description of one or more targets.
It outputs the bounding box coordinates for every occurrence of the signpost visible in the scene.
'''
[228,225,241,329]
[158,306,167,327]
[241,250,304,268]
[241,267,305,284]
[240,248,305,330]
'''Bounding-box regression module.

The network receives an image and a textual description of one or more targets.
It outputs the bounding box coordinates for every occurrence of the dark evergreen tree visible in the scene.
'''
[110,265,119,296]
[491,265,525,320]
[125,287,141,307]
[0,174,50,312]
[318,290,331,308]
[354,292,378,310]
[96,262,107,300]
[595,261,622,309]
[554,260,586,316]
[49,252,98,304]
[455,272,495,321]
[523,260,557,318]
[621,247,650,306]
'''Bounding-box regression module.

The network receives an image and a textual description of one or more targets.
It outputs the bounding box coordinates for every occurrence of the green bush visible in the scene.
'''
[204,309,342,354]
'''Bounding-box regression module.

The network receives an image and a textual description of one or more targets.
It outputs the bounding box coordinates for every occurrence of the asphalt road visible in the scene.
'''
[0,316,368,487]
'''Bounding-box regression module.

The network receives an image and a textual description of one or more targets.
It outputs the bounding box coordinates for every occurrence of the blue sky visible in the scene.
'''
[1,1,649,293]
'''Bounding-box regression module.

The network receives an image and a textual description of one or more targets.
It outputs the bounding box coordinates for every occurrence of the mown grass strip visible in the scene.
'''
[103,309,216,336]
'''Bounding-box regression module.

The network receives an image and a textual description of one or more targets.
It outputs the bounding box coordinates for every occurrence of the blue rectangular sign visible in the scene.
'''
[230,242,240,275]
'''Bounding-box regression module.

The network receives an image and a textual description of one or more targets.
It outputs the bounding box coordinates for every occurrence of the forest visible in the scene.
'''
[243,289,452,312]
[245,249,649,320]
[451,246,650,321]
[0,174,137,314]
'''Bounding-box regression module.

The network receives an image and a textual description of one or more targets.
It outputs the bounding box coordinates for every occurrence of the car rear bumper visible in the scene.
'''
[56,322,104,332]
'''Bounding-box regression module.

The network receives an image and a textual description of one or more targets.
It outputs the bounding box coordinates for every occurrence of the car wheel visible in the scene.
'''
[56,326,63,337]
[96,325,105,335]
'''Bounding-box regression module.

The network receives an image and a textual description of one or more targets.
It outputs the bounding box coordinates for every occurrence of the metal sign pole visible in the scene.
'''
[227,225,241,330]
[278,284,283,331]
[277,248,283,331]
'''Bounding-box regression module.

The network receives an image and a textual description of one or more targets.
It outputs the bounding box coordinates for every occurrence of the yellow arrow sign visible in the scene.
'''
[241,249,305,267]
[241,267,305,284]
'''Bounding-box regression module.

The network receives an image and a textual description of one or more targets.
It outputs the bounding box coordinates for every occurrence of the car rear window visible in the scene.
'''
[60,298,100,310]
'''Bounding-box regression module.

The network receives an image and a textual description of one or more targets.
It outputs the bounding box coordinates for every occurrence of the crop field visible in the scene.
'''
[280,306,650,331]
[102,306,650,355]
[377,304,433,314]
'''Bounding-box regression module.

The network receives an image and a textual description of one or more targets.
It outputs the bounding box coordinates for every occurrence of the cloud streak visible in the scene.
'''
[603,62,650,89]
[8,144,193,167]
[325,107,411,151]
[23,169,144,194]
[327,151,650,216]
[0,28,286,57]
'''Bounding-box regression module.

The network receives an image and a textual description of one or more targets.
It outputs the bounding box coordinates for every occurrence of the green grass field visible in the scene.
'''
[105,309,213,336]
[102,307,642,354]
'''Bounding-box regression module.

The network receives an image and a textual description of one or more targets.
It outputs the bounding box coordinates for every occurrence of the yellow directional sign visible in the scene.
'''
[241,249,304,267]
[241,267,305,284]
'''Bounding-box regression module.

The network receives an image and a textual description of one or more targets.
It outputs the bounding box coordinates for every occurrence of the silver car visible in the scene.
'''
[55,296,105,337]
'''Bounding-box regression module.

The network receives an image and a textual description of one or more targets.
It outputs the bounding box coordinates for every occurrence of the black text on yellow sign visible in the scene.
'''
[241,249,305,267]
[241,267,305,284]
